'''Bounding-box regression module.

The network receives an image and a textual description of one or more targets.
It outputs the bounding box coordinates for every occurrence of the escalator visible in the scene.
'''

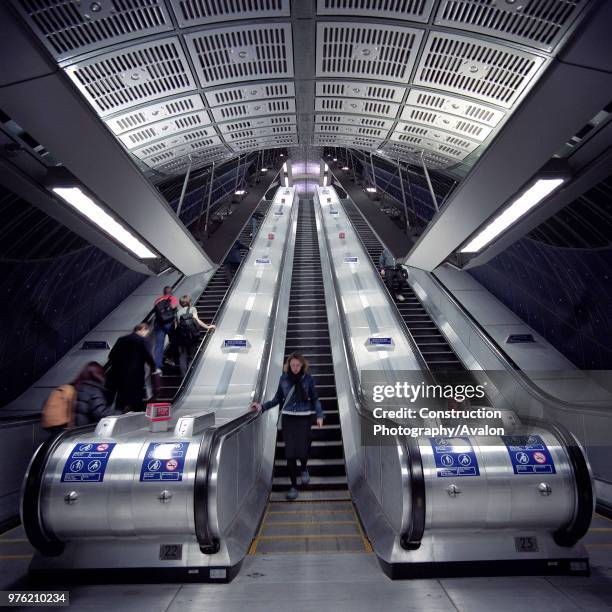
[250,200,370,555]
[340,198,463,371]
[156,199,272,401]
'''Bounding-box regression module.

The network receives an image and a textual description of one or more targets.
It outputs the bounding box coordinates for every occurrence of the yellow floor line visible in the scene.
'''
[264,520,358,526]
[349,501,373,553]
[248,503,271,555]
[0,555,32,560]
[0,539,29,543]
[257,534,364,541]
[588,528,612,532]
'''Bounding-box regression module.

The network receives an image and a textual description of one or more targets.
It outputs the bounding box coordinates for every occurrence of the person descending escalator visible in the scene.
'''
[153,286,178,370]
[250,353,325,500]
[250,210,265,237]
[175,295,216,377]
[223,239,250,284]
[378,247,408,302]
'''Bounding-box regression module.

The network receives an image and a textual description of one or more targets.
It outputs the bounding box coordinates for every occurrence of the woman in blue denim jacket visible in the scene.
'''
[251,353,324,500]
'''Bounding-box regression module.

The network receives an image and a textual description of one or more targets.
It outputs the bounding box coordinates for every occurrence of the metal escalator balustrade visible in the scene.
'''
[251,200,370,555]
[340,198,464,371]
[156,200,272,402]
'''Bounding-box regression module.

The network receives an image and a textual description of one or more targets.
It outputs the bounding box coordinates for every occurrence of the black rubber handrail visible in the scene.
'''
[315,191,426,550]
[194,190,297,554]
[21,423,96,555]
[522,417,593,547]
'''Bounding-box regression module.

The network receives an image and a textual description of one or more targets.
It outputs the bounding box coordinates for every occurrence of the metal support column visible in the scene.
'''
[203,161,215,236]
[175,156,192,219]
[397,158,411,233]
[420,151,439,213]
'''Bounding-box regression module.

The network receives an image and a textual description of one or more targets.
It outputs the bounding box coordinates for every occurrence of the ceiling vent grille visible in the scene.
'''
[106,94,206,134]
[413,33,545,108]
[185,24,293,88]
[315,98,399,119]
[315,81,406,102]
[314,124,388,138]
[400,106,492,140]
[317,0,435,22]
[394,122,480,151]
[230,135,297,151]
[142,137,226,166]
[219,115,295,132]
[406,89,504,127]
[316,23,424,83]
[205,81,295,106]
[390,131,470,160]
[133,132,222,159]
[169,0,290,27]
[13,0,172,61]
[315,114,394,129]
[157,146,230,173]
[211,98,296,121]
[434,0,583,52]
[118,111,213,148]
[65,38,196,116]
[382,142,456,168]
[223,124,296,141]
[313,135,383,149]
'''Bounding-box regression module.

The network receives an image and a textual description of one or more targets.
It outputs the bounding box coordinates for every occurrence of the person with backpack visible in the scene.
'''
[153,286,178,370]
[107,322,158,412]
[73,362,120,425]
[41,362,119,433]
[378,247,407,302]
[175,295,216,376]
[223,239,249,284]
[250,210,265,237]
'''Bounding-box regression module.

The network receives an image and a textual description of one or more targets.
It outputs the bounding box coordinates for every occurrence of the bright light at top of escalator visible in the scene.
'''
[461,178,566,253]
[52,187,157,259]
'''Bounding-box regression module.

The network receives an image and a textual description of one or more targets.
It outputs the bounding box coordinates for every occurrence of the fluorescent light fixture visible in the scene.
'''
[234,189,246,195]
[324,164,329,171]
[323,175,328,186]
[284,176,289,187]
[261,167,268,172]
[282,162,287,172]
[366,187,377,193]
[52,187,157,259]
[461,178,566,253]
[376,149,383,154]
[342,166,349,171]
[279,153,284,157]
[333,158,337,162]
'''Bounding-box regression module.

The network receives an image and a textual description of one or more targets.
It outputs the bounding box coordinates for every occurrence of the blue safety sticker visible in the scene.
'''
[223,339,247,348]
[140,442,189,482]
[61,442,116,483]
[501,435,556,475]
[430,437,480,477]
[368,337,392,346]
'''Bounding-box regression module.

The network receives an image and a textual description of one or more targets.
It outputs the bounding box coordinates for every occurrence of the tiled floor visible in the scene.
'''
[1,515,612,611]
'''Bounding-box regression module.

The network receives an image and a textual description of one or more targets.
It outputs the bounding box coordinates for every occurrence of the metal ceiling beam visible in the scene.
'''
[0,4,213,276]
[405,1,612,272]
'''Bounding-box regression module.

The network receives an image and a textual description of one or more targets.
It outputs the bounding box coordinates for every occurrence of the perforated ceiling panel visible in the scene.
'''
[118,113,214,149]
[315,115,395,130]
[211,98,296,122]
[230,135,298,152]
[434,0,584,52]
[316,22,424,83]
[399,107,493,141]
[169,0,290,27]
[205,81,296,107]
[413,32,546,108]
[219,115,296,133]
[315,98,400,119]
[156,145,231,174]
[136,137,227,167]
[314,124,389,139]
[317,0,435,22]
[65,38,196,116]
[382,141,456,169]
[393,122,480,152]
[12,0,173,61]
[312,135,383,150]
[405,89,505,127]
[315,81,406,103]
[390,131,471,161]
[222,124,297,143]
[105,95,206,134]
[185,23,293,88]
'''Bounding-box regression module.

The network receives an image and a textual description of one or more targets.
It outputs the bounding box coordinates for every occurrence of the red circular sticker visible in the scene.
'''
[166,459,178,471]
[533,451,547,464]
[96,444,109,451]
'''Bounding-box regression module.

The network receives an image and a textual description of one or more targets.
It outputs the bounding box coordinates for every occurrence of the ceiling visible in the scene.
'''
[6,0,595,185]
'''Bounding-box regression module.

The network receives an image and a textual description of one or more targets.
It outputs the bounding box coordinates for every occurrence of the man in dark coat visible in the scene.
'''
[108,322,157,412]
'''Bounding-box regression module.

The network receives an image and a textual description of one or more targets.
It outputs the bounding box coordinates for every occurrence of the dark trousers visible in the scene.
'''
[223,261,240,284]
[178,342,197,377]
[287,458,308,487]
[383,266,406,295]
